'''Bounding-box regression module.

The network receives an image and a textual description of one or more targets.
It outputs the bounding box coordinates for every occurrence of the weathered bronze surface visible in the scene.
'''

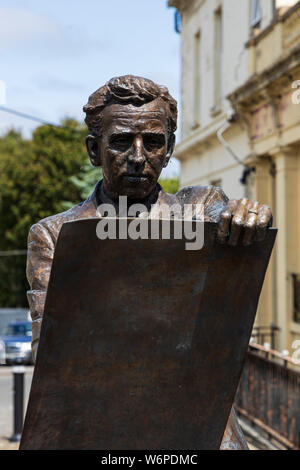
[24,75,274,449]
[21,219,276,450]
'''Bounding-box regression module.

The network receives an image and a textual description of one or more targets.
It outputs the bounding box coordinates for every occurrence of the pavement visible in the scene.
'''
[0,438,19,450]
[0,365,33,451]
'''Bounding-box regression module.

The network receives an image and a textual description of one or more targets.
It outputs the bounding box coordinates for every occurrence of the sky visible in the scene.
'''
[0,0,181,176]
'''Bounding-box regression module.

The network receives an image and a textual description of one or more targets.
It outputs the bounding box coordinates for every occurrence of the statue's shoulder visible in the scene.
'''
[29,198,97,247]
[175,185,228,205]
[28,180,102,245]
[174,185,229,222]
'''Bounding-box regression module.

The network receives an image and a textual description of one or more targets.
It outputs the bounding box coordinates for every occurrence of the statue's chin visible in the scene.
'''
[121,187,152,201]
[118,179,156,201]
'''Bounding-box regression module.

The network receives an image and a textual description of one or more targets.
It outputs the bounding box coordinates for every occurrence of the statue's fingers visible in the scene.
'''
[255,205,272,241]
[228,198,249,246]
[217,210,232,244]
[242,201,260,246]
[217,200,237,244]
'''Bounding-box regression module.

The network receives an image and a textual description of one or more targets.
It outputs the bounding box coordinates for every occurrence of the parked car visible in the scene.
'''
[1,321,33,365]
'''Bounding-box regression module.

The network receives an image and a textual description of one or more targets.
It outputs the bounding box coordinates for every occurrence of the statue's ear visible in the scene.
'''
[86,135,101,167]
[163,133,176,168]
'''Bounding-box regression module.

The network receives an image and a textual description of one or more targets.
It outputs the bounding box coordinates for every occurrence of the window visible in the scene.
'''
[193,30,201,127]
[174,10,181,34]
[214,7,224,108]
[250,0,263,28]
[292,274,300,323]
[5,322,32,337]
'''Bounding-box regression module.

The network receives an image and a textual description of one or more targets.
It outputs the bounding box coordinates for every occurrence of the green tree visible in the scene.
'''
[0,119,88,306]
[64,160,101,208]
[159,177,179,194]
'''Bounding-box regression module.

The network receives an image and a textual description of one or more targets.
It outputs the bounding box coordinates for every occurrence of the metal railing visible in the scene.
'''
[235,342,300,449]
[251,324,280,349]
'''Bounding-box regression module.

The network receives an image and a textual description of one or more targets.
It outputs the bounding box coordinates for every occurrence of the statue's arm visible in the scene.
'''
[26,222,55,362]
[220,407,248,450]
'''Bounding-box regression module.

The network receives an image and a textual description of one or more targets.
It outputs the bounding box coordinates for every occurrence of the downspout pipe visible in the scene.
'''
[217,112,256,185]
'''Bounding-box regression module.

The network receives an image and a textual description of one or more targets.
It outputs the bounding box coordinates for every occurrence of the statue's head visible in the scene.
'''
[83,75,177,200]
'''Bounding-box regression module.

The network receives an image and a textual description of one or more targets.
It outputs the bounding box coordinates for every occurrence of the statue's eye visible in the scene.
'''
[143,134,165,151]
[109,134,133,151]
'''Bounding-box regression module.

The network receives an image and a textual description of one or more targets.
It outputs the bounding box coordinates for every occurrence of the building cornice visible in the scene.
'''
[168,0,185,11]
[168,0,205,15]
[227,44,300,109]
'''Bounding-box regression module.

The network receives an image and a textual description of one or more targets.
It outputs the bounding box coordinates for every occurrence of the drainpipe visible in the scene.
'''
[216,111,256,185]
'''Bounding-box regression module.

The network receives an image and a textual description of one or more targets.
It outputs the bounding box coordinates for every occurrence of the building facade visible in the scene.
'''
[169,0,300,351]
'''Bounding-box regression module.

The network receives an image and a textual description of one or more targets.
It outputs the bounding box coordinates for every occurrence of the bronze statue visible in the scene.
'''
[26,75,272,450]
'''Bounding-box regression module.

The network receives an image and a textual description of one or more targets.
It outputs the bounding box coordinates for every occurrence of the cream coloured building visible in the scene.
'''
[169,0,300,351]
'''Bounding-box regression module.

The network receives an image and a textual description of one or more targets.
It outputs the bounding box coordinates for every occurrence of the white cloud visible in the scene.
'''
[0,7,60,47]
[0,6,105,58]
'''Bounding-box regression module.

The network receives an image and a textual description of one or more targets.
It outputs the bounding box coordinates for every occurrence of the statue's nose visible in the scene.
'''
[128,136,146,167]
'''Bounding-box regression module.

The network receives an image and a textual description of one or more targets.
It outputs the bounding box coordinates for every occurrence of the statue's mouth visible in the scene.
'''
[122,173,150,182]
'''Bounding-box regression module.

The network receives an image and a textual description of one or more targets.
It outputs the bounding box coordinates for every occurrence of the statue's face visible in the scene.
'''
[86,98,174,200]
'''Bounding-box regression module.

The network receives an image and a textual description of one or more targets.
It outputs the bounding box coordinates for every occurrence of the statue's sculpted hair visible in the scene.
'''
[83,75,177,138]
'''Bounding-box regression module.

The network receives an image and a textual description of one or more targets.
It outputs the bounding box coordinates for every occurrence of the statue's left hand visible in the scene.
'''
[217,198,273,246]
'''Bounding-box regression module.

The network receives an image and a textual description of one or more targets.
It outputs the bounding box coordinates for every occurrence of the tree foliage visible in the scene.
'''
[0,119,88,306]
[64,160,101,208]
[159,177,179,195]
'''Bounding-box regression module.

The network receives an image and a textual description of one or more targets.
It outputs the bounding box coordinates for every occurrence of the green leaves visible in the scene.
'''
[158,177,179,194]
[0,119,88,306]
